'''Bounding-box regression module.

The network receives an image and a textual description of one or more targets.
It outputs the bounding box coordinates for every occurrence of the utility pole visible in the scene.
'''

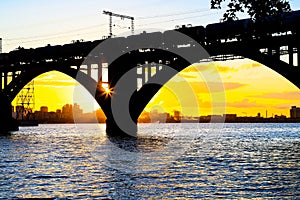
[103,10,134,37]
[0,38,2,53]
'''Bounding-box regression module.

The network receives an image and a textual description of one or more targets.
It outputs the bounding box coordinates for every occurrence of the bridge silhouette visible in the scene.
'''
[1,10,300,136]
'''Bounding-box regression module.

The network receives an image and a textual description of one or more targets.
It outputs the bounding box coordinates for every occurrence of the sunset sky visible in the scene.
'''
[11,58,300,118]
[2,0,300,118]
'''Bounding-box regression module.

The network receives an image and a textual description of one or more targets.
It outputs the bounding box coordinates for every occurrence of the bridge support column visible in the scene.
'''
[147,63,151,82]
[267,47,272,57]
[98,62,102,82]
[289,46,294,67]
[87,64,91,77]
[0,94,18,133]
[274,47,280,61]
[3,72,7,87]
[0,72,4,90]
[105,117,137,138]
[297,46,300,67]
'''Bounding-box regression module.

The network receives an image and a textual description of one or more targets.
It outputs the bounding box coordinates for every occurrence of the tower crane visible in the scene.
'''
[103,10,134,37]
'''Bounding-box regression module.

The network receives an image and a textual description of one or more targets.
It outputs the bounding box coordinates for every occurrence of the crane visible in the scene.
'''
[103,10,134,37]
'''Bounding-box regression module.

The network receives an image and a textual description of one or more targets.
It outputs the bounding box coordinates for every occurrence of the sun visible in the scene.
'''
[102,83,114,98]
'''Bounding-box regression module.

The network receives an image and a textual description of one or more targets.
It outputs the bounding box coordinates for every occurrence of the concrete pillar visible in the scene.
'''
[0,72,4,90]
[0,94,19,132]
[87,64,91,77]
[11,71,16,83]
[106,117,137,138]
[143,65,147,84]
[3,72,7,87]
[289,46,294,67]
[139,65,144,85]
[267,47,274,57]
[298,46,300,67]
[105,56,138,137]
[155,64,159,75]
[98,62,102,82]
[274,47,280,60]
[147,63,151,81]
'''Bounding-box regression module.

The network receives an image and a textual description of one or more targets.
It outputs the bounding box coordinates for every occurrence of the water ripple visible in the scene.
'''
[0,123,299,198]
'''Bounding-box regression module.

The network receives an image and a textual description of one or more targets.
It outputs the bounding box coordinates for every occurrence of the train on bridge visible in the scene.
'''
[0,10,300,65]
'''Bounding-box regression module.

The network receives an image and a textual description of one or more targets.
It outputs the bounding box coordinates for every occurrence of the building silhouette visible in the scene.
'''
[290,106,300,118]
[11,103,300,124]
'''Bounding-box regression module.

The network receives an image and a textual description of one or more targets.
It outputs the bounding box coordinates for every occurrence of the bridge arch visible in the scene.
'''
[107,47,300,126]
[4,64,110,116]
[240,52,300,89]
[106,48,224,122]
[211,45,300,89]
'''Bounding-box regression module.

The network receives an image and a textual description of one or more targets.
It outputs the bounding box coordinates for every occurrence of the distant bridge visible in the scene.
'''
[1,10,300,136]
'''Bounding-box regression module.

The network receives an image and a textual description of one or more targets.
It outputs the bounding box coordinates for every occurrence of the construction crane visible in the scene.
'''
[103,10,134,37]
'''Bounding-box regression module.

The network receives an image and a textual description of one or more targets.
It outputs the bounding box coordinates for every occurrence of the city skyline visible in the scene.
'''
[11,59,300,118]
[14,102,300,121]
[1,1,299,197]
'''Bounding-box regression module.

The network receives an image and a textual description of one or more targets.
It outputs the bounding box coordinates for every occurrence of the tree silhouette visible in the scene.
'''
[211,0,291,21]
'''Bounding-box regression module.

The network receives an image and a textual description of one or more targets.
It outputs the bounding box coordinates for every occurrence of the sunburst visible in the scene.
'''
[101,83,114,98]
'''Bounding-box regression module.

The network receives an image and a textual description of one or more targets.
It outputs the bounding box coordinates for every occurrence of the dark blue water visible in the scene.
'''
[0,123,299,199]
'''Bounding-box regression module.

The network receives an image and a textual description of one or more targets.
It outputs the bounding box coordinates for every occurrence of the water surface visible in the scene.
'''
[0,123,299,199]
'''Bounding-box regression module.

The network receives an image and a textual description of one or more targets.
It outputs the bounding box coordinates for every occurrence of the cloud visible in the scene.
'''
[177,59,263,75]
[189,81,247,93]
[177,73,198,79]
[274,104,293,110]
[223,82,247,90]
[226,99,263,108]
[165,80,247,94]
[254,91,300,100]
[217,65,239,73]
[213,59,263,74]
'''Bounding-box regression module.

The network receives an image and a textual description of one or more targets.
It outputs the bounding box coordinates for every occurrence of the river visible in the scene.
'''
[0,123,299,199]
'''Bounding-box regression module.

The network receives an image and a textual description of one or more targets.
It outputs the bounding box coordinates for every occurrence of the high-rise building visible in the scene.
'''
[290,106,300,118]
[62,104,73,119]
[73,103,83,117]
[40,106,48,113]
[174,110,181,121]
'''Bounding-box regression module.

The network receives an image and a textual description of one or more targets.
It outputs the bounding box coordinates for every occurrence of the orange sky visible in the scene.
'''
[12,59,300,117]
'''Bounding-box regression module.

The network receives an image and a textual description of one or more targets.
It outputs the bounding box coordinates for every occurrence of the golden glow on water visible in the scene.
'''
[1,123,299,198]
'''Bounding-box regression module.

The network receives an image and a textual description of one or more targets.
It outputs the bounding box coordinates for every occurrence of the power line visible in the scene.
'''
[3,9,220,49]
[5,24,107,41]
[136,12,220,27]
[137,8,211,20]
[6,8,214,42]
[5,30,103,46]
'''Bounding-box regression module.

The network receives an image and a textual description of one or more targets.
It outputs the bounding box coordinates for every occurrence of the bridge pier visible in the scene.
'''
[0,94,18,133]
[105,117,137,138]
[297,46,300,66]
[289,46,294,66]
[0,116,19,133]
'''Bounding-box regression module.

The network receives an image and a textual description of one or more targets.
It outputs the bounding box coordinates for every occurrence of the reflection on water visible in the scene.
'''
[0,123,299,198]
[106,135,171,153]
